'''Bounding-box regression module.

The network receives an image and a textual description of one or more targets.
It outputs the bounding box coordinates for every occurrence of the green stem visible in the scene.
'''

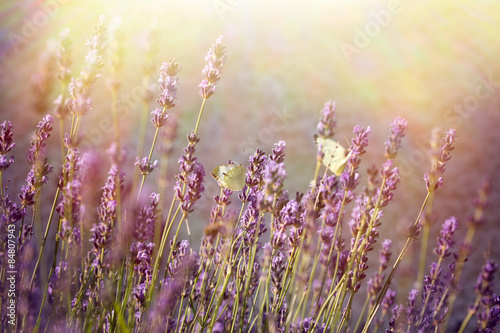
[361,191,431,333]
[30,187,61,291]
[194,97,207,135]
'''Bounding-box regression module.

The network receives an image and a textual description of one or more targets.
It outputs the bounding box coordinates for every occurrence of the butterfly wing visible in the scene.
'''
[223,164,245,191]
[211,163,245,191]
[316,138,350,176]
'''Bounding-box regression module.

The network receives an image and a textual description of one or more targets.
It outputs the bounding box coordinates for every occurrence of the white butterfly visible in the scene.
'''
[211,163,246,191]
[315,137,351,176]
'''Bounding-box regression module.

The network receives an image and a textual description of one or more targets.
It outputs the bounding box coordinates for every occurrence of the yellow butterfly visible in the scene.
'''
[315,137,351,176]
[211,163,246,191]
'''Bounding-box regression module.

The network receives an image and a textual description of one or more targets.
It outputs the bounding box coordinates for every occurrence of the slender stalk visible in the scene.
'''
[30,187,61,291]
[194,97,207,135]
[362,192,431,333]
[417,192,434,290]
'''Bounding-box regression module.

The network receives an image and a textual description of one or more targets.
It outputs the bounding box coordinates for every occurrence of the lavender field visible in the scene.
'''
[1,1,500,332]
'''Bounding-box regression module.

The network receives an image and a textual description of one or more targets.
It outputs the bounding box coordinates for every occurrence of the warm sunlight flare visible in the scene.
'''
[1,1,499,332]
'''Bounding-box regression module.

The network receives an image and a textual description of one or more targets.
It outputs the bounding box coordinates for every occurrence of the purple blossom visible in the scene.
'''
[91,164,124,251]
[316,101,337,138]
[134,192,160,242]
[0,155,14,172]
[472,260,499,331]
[28,114,54,164]
[151,107,170,128]
[260,160,287,207]
[199,36,226,98]
[180,161,205,214]
[68,16,107,116]
[19,158,54,207]
[269,140,286,163]
[130,241,155,278]
[348,126,370,167]
[198,79,217,99]
[0,195,26,224]
[210,188,232,224]
[0,121,15,170]
[241,148,267,192]
[379,239,392,271]
[384,116,408,159]
[135,156,159,176]
[434,216,458,259]
[270,251,286,297]
[156,59,180,109]
[376,160,400,208]
[424,128,457,192]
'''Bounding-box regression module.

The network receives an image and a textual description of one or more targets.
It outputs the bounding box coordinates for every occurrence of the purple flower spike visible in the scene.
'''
[347,125,370,172]
[269,140,286,163]
[134,192,161,242]
[28,115,54,164]
[156,59,180,109]
[434,216,457,259]
[180,161,205,214]
[135,156,159,176]
[199,36,226,98]
[425,128,457,192]
[317,101,337,138]
[384,116,408,159]
[0,120,16,155]
[0,155,14,172]
[151,107,170,128]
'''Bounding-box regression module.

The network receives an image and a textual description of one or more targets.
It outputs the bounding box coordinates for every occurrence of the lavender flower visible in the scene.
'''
[199,36,226,98]
[384,116,408,159]
[130,241,155,278]
[0,121,16,170]
[472,260,499,331]
[434,216,458,259]
[174,132,204,215]
[376,160,400,208]
[135,156,159,176]
[0,120,16,155]
[156,59,180,109]
[316,101,337,138]
[90,164,124,253]
[134,192,160,242]
[259,160,287,210]
[343,125,370,190]
[424,128,457,192]
[28,115,54,164]
[151,107,170,128]
[0,195,26,224]
[180,161,205,214]
[68,16,107,116]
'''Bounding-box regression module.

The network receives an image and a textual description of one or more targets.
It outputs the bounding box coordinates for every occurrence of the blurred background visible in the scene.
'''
[1,0,499,325]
